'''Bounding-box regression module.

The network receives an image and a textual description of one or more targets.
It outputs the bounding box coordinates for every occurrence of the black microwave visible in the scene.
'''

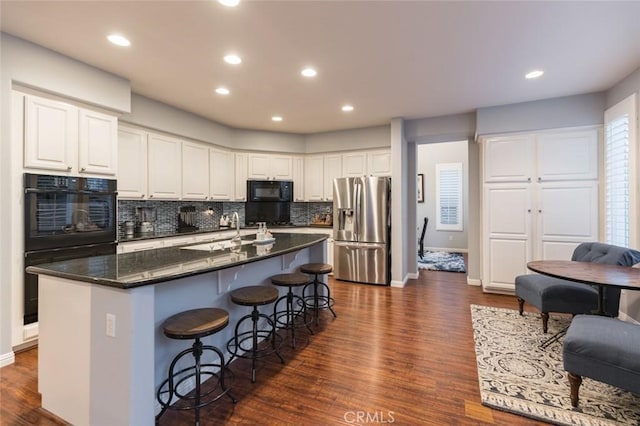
[247,180,293,202]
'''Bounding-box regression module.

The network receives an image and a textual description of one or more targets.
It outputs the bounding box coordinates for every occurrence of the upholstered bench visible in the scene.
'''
[563,315,640,407]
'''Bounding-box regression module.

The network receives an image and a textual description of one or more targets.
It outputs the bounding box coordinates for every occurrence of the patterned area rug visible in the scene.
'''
[417,251,466,272]
[471,305,640,425]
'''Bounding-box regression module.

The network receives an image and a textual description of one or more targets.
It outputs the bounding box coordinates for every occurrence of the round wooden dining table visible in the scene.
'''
[527,260,640,315]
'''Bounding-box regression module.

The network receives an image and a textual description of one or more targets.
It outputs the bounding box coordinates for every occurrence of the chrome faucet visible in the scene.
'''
[231,211,241,243]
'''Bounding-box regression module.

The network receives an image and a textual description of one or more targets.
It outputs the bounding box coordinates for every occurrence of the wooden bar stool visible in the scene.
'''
[271,272,313,348]
[156,308,236,425]
[300,263,336,326]
[226,286,285,383]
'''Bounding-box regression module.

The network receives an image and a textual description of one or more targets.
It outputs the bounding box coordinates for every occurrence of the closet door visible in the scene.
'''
[483,135,534,182]
[536,181,598,260]
[483,183,533,293]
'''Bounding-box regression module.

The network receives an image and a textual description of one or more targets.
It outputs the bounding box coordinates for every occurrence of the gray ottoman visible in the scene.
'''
[563,315,640,407]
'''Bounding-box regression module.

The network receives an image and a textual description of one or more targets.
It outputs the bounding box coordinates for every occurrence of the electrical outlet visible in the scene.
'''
[106,313,116,337]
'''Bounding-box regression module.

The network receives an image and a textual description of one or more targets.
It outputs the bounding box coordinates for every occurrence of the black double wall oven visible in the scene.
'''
[23,173,117,324]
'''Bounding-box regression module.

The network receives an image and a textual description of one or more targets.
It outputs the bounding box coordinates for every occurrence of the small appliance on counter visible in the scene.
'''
[136,206,156,235]
[219,214,230,229]
[178,205,198,232]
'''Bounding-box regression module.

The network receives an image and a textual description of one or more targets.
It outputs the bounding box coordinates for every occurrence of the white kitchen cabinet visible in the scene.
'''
[24,94,117,176]
[304,156,325,201]
[342,152,367,177]
[292,156,305,202]
[323,154,342,201]
[209,148,234,200]
[78,109,117,175]
[24,95,77,173]
[367,149,392,176]
[234,153,248,201]
[181,141,209,200]
[247,153,293,180]
[147,134,182,200]
[117,126,148,199]
[481,128,600,294]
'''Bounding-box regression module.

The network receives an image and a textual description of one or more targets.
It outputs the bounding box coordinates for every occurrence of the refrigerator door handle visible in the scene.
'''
[354,182,361,240]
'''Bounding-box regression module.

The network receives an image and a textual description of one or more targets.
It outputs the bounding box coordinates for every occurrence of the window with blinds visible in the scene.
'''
[436,162,463,231]
[604,93,637,247]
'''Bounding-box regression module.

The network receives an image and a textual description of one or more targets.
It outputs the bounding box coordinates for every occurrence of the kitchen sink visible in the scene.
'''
[181,239,253,252]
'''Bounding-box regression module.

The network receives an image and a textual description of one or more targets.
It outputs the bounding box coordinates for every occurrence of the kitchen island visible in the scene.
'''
[27,232,328,426]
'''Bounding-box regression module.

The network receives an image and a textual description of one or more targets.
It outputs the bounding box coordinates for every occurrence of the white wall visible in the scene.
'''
[305,125,390,153]
[417,140,469,252]
[476,92,605,136]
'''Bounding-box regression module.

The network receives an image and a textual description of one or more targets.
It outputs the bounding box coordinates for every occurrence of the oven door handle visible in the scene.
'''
[25,188,118,195]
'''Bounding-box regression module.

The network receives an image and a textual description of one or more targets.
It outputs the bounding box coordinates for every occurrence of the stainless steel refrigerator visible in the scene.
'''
[333,176,390,285]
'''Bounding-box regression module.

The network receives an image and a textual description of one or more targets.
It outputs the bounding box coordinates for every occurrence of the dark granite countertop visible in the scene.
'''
[117,225,331,243]
[27,233,328,289]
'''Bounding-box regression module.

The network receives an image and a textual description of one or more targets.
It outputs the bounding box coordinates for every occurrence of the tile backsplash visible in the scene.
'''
[118,200,332,233]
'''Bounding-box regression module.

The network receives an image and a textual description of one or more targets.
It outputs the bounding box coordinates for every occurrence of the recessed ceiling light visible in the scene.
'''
[342,105,354,112]
[301,67,317,78]
[272,116,283,122]
[215,87,230,95]
[224,54,242,65]
[218,0,240,7]
[525,70,544,79]
[107,34,130,47]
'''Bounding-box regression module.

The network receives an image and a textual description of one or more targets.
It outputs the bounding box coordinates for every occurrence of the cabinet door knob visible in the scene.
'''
[538,209,542,213]
[149,194,153,198]
[527,177,531,182]
[80,167,86,172]
[538,177,542,182]
[140,194,145,198]
[67,166,72,171]
[527,209,532,213]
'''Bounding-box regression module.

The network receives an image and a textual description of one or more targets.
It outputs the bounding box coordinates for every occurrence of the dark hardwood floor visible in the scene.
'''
[1,267,550,425]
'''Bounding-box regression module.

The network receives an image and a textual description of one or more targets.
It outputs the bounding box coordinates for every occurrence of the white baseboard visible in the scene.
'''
[424,246,468,253]
[0,351,15,367]
[391,273,412,288]
[407,272,418,280]
[23,322,39,341]
[466,277,481,286]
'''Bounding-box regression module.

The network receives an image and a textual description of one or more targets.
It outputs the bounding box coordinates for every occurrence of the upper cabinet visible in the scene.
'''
[292,156,305,202]
[483,135,534,182]
[323,154,342,201]
[483,130,597,183]
[342,149,391,177]
[182,141,209,200]
[536,130,598,181]
[304,156,325,201]
[209,148,234,200]
[117,127,148,199]
[147,134,182,199]
[342,152,367,177]
[247,153,293,180]
[78,109,118,175]
[367,149,392,176]
[234,153,248,201]
[24,95,117,176]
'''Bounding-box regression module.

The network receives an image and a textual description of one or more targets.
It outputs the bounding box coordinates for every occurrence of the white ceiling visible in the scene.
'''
[2,1,639,134]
